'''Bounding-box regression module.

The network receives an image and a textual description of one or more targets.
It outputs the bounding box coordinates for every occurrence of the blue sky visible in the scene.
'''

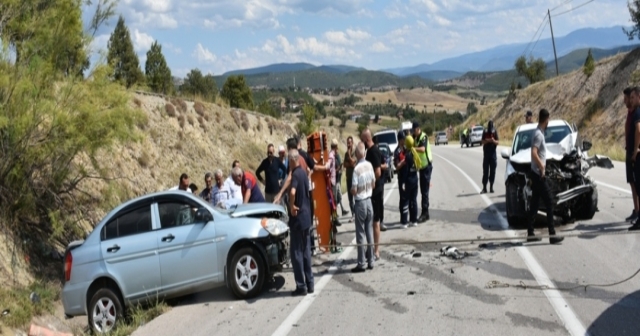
[87,0,632,77]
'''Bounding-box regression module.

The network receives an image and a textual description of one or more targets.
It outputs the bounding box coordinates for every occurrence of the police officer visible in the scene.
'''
[481,120,499,194]
[394,131,407,227]
[400,135,420,228]
[412,122,433,222]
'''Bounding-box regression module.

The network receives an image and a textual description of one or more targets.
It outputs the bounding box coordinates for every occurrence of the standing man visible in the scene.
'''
[525,110,534,124]
[232,167,265,204]
[278,145,289,184]
[343,136,357,223]
[624,87,640,222]
[333,140,349,216]
[256,144,287,203]
[527,109,564,244]
[169,173,192,193]
[225,160,244,202]
[212,169,232,207]
[351,142,375,272]
[412,122,433,222]
[401,135,420,228]
[199,172,214,204]
[394,131,408,227]
[288,149,314,296]
[629,87,640,230]
[361,128,386,259]
[481,120,499,194]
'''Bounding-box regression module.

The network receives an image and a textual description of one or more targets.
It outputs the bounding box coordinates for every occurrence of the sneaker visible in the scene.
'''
[490,187,495,193]
[367,264,374,270]
[527,231,541,242]
[380,223,388,231]
[418,213,430,223]
[351,266,366,273]
[626,211,638,222]
[291,288,308,296]
[307,286,314,294]
[549,232,564,244]
[401,224,408,229]
[480,188,487,194]
[409,222,418,227]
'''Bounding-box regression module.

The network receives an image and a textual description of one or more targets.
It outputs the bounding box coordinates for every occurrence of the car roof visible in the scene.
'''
[516,119,570,133]
[374,129,398,135]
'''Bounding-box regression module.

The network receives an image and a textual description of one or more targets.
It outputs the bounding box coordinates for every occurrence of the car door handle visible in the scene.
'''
[107,245,120,253]
[161,234,175,242]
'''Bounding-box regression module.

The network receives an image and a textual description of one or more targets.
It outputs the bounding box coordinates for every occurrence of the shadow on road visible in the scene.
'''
[587,289,640,335]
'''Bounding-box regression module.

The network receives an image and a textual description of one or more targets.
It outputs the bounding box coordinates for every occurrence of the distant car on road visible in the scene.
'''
[435,131,448,146]
[61,191,290,334]
[378,142,395,183]
[469,126,484,147]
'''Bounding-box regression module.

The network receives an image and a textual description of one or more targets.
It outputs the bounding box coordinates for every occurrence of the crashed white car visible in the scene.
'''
[500,120,613,226]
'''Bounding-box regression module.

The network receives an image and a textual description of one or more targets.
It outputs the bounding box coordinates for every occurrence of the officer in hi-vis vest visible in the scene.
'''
[412,122,433,222]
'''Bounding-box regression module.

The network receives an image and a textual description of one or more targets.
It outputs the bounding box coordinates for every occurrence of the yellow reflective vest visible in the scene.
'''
[416,132,432,169]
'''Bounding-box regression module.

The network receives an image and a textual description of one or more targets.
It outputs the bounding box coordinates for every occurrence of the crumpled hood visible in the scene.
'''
[229,203,287,218]
[509,132,577,164]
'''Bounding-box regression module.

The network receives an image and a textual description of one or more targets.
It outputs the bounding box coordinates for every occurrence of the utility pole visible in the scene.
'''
[548,9,559,77]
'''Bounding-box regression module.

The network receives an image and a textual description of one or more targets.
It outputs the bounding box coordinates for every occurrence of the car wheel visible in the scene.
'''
[506,181,526,227]
[229,247,265,299]
[88,288,123,335]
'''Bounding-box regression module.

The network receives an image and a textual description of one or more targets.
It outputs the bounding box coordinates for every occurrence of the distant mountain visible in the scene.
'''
[384,26,636,76]
[214,69,432,89]
[221,62,316,76]
[408,70,463,81]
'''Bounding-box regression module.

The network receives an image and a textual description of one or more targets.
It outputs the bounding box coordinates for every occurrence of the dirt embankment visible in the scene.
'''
[461,47,640,159]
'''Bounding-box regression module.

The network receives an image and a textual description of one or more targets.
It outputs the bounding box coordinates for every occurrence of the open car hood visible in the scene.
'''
[228,203,287,218]
[509,132,577,164]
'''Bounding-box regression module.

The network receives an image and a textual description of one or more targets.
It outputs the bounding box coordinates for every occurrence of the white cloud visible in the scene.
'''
[132,29,155,52]
[192,43,217,63]
[324,31,351,45]
[370,42,391,53]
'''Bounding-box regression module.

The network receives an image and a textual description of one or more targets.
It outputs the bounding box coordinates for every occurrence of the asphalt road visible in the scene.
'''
[133,144,640,336]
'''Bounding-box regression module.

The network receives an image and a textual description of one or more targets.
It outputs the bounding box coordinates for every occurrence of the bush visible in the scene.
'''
[172,98,187,113]
[194,101,206,116]
[178,115,186,128]
[197,116,205,125]
[133,97,142,107]
[165,103,176,117]
[0,281,59,328]
[137,150,152,168]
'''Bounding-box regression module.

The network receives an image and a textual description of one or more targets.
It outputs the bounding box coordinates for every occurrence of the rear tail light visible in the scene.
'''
[64,251,73,282]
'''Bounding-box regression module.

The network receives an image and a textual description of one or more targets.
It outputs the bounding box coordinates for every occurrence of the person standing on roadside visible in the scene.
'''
[343,136,357,223]
[351,142,375,272]
[628,87,640,231]
[333,140,349,216]
[401,135,420,228]
[225,160,243,202]
[169,173,192,193]
[288,149,314,296]
[481,120,499,194]
[212,169,233,207]
[527,109,564,244]
[394,131,408,227]
[623,87,640,222]
[412,122,433,222]
[232,167,265,204]
[256,144,287,203]
[360,128,386,259]
[525,110,534,124]
[199,172,215,204]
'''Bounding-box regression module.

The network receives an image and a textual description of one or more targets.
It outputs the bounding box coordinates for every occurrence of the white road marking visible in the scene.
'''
[435,153,589,336]
[271,186,396,336]
[595,180,632,195]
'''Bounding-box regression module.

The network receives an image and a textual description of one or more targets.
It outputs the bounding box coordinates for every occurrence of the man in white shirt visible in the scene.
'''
[351,142,376,272]
[225,160,243,202]
[169,173,192,193]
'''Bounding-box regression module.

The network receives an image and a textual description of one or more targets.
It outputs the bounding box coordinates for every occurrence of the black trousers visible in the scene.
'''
[482,153,497,188]
[419,164,433,214]
[633,156,640,201]
[400,183,418,224]
[528,172,555,234]
[290,227,314,291]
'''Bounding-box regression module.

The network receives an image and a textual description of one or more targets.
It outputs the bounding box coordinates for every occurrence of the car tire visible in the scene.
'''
[229,247,266,299]
[88,288,124,335]
[506,181,526,227]
[573,188,598,220]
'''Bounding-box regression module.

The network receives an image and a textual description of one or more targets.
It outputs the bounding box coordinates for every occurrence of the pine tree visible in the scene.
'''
[221,75,254,109]
[181,69,217,101]
[145,41,172,94]
[107,16,144,88]
[583,48,595,77]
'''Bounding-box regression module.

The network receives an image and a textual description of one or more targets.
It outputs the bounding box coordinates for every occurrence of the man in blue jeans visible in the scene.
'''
[288,149,314,296]
[412,122,433,222]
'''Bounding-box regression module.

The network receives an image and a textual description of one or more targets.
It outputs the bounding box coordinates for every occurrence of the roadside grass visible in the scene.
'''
[591,141,625,162]
[0,281,59,328]
[70,299,170,336]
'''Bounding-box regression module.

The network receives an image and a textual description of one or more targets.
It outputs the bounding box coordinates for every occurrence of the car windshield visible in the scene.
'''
[374,132,397,145]
[473,127,483,132]
[438,132,446,136]
[512,125,572,154]
[378,145,390,156]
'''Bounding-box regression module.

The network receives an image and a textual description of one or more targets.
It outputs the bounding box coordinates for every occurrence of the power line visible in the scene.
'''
[552,0,595,17]
[550,0,575,12]
[522,13,550,57]
[528,18,549,59]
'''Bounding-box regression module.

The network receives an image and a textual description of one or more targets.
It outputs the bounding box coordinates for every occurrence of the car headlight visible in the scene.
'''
[261,218,289,236]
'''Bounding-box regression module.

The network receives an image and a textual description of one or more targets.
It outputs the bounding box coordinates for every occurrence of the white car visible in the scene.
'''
[373,129,399,160]
[501,119,613,226]
[469,126,484,146]
[435,131,448,146]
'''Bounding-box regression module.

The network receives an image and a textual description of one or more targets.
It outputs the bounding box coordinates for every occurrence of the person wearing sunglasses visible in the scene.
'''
[256,143,287,203]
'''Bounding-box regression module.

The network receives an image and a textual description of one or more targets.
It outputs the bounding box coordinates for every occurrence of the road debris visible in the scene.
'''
[440,246,468,260]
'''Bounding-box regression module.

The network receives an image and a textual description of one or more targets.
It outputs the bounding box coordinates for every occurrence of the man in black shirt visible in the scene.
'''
[288,149,314,296]
[481,120,499,194]
[628,87,640,231]
[361,128,387,259]
[256,144,287,203]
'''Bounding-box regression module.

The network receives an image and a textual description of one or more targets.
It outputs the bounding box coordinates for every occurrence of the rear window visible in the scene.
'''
[438,132,446,136]
[102,206,152,240]
[473,127,483,132]
[374,132,397,145]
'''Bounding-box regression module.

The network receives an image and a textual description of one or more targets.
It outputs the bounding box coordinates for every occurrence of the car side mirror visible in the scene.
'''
[501,148,510,160]
[195,208,213,223]
[582,140,592,152]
